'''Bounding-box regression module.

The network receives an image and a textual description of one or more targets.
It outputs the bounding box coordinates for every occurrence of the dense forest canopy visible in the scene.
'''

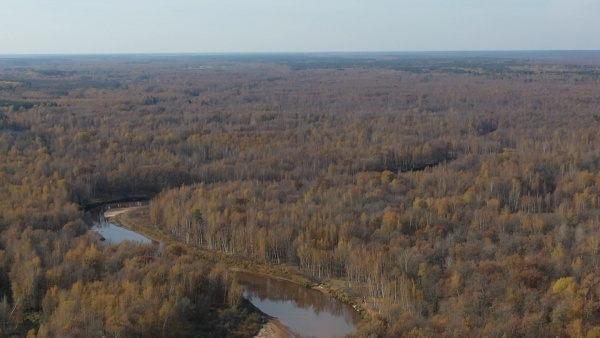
[2,52,600,336]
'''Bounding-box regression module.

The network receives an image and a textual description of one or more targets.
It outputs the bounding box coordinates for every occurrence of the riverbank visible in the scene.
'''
[113,207,316,286]
[113,208,301,337]
[104,206,143,219]
[81,196,151,211]
[254,320,292,338]
[111,206,372,334]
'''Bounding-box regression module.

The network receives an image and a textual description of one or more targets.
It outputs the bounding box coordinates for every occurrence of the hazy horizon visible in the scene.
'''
[2,1,599,55]
[1,50,599,57]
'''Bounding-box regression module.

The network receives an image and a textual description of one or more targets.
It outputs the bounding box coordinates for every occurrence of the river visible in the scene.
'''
[237,271,360,338]
[90,204,154,244]
[90,207,360,338]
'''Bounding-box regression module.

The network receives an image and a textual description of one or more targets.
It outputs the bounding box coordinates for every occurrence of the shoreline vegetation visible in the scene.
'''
[81,196,152,211]
[111,205,370,336]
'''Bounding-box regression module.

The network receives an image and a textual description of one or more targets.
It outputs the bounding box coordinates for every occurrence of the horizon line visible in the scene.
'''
[1,49,600,58]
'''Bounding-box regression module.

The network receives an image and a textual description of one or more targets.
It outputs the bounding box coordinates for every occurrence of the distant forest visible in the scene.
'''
[2,52,600,337]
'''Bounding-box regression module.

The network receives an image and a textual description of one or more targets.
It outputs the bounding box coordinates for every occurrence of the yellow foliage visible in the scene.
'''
[72,131,91,143]
[382,211,400,230]
[551,276,576,294]
[587,326,600,338]
[450,271,461,292]
[418,263,427,279]
[552,243,565,261]
[406,327,423,337]
[411,284,424,303]
[381,170,395,184]
[26,329,36,338]
[462,188,476,204]
[430,314,449,331]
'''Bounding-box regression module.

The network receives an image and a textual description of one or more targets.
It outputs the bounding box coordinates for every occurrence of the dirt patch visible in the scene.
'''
[104,206,142,218]
[254,320,293,338]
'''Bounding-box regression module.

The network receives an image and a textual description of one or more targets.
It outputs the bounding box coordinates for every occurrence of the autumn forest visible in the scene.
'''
[2,52,600,337]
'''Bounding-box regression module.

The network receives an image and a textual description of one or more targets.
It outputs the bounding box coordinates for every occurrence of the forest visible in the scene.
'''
[2,51,600,337]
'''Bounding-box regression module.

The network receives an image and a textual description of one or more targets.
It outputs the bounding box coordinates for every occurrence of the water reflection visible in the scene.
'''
[91,217,153,245]
[89,206,154,245]
[236,272,359,338]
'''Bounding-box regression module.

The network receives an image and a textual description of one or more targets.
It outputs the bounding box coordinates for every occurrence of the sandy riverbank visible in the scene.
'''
[254,320,293,338]
[104,207,142,219]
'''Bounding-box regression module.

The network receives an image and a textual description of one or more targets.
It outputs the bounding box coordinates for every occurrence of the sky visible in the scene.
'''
[1,0,599,54]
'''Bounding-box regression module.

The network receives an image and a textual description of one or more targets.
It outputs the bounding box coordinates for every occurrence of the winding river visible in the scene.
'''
[90,206,360,338]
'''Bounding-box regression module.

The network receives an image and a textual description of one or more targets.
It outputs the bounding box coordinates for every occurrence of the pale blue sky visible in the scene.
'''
[1,0,598,54]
